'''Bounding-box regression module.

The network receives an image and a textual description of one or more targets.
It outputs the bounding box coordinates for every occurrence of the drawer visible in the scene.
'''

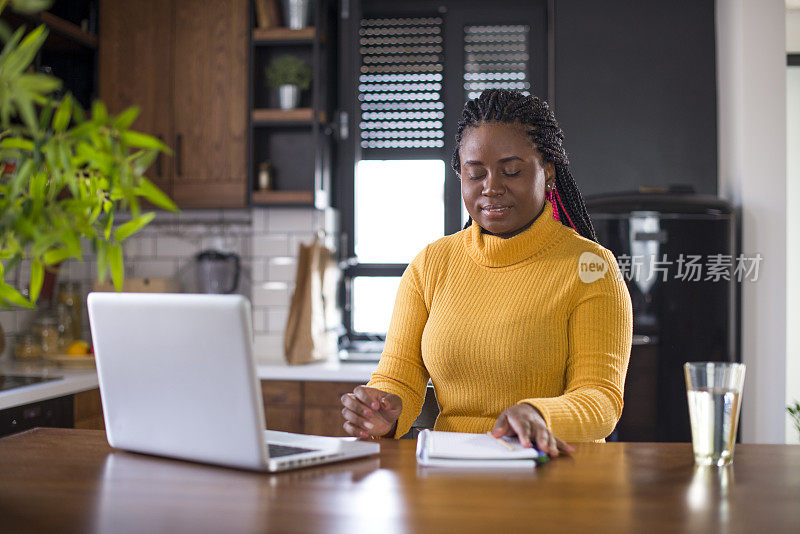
[261,380,302,406]
[265,406,303,434]
[304,381,363,407]
[304,406,349,437]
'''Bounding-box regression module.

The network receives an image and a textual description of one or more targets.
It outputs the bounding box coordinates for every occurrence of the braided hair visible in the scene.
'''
[452,89,597,243]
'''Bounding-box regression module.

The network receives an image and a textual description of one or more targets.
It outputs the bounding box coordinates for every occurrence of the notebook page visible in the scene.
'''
[426,431,543,460]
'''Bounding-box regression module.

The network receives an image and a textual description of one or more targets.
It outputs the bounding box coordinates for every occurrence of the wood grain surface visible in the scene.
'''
[0,428,798,534]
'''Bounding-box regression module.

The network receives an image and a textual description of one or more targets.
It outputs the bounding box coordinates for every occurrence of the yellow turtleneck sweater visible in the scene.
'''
[367,200,633,442]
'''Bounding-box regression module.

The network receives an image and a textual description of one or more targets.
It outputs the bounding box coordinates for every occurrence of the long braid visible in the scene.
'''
[452,89,597,243]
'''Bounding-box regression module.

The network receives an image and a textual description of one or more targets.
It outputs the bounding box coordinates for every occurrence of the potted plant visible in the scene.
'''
[265,55,312,110]
[0,0,177,315]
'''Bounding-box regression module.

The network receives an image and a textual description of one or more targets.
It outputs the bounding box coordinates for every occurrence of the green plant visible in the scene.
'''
[0,0,177,308]
[789,400,800,439]
[265,55,312,90]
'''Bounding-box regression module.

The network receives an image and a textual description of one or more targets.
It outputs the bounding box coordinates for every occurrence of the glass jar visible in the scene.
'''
[57,281,82,340]
[35,316,60,356]
[15,333,42,361]
[56,304,74,351]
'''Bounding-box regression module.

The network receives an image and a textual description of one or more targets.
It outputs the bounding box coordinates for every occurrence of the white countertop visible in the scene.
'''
[257,361,377,382]
[0,360,99,411]
[0,358,377,411]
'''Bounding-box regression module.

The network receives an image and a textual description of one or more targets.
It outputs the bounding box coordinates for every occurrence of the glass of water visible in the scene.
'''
[684,362,746,467]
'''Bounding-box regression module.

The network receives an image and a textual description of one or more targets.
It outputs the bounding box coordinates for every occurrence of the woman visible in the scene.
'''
[340,89,632,456]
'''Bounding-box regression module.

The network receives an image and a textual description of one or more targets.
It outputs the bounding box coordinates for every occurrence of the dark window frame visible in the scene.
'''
[336,0,551,351]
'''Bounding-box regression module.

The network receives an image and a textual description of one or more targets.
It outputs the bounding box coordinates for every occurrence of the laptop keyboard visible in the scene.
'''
[268,443,317,458]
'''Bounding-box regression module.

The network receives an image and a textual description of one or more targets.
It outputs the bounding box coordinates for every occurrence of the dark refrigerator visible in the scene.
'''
[586,190,739,442]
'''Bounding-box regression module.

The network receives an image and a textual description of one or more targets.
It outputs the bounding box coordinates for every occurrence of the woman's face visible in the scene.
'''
[459,122,555,236]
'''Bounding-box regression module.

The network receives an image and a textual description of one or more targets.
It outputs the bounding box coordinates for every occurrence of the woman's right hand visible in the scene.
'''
[340,386,402,438]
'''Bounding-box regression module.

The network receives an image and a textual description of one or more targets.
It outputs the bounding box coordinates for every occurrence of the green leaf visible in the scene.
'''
[29,257,43,302]
[0,281,33,308]
[0,137,33,150]
[29,171,46,199]
[3,24,46,78]
[104,212,113,240]
[109,243,123,291]
[130,148,159,176]
[52,94,72,132]
[17,72,62,95]
[0,20,12,43]
[91,100,108,123]
[114,212,155,242]
[9,0,54,14]
[0,26,25,66]
[42,247,72,265]
[14,92,38,132]
[136,177,178,212]
[112,106,140,130]
[120,131,170,152]
[96,241,108,283]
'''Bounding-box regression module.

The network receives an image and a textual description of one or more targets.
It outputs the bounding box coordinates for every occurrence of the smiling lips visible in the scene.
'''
[481,204,512,218]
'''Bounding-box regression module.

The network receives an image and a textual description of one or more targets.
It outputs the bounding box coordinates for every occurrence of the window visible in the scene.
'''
[338,1,548,353]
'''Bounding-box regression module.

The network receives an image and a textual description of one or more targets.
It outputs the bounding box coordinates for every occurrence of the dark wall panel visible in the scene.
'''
[554,0,717,196]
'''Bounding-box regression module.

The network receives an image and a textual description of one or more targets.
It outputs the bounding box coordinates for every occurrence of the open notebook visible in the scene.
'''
[416,430,549,468]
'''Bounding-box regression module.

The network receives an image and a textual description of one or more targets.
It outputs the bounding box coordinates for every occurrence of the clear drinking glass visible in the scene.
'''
[684,362,746,466]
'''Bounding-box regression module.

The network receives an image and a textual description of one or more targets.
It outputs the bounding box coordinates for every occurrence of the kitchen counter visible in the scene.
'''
[0,360,99,411]
[257,360,377,383]
[0,359,377,411]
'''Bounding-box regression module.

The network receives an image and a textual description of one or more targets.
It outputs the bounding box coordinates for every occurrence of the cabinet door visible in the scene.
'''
[261,380,303,433]
[304,382,363,437]
[98,0,173,196]
[172,0,248,208]
[73,388,105,431]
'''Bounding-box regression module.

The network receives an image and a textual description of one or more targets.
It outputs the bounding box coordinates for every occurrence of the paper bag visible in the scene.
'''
[284,235,340,365]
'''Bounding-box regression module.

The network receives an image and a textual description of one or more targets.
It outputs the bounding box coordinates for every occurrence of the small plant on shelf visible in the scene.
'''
[265,55,311,110]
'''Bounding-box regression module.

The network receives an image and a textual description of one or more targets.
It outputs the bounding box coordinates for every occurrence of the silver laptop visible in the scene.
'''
[87,292,379,472]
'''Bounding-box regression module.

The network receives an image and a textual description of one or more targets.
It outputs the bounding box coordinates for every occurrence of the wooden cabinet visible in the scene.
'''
[261,380,362,437]
[99,0,248,208]
[73,388,104,430]
[172,0,248,207]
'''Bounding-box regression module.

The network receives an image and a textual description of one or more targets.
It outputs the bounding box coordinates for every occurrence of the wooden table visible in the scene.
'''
[1,429,798,533]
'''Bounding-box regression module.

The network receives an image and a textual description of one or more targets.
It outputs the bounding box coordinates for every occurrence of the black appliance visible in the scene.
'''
[0,375,71,438]
[586,189,737,442]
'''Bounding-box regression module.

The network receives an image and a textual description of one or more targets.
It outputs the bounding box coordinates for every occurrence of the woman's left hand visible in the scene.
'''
[491,403,575,457]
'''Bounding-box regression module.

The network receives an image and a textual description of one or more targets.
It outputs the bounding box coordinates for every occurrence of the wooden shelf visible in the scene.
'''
[251,190,315,204]
[3,10,98,50]
[40,12,98,49]
[253,26,315,43]
[252,108,326,124]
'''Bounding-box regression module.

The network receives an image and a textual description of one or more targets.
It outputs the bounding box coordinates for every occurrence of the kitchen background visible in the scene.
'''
[0,0,795,444]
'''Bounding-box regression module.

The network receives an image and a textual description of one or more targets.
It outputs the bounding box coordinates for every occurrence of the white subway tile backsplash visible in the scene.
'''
[267,208,317,233]
[252,282,291,307]
[155,235,201,257]
[250,260,267,282]
[288,233,316,255]
[253,333,285,364]
[121,236,151,258]
[267,258,297,282]
[252,307,268,333]
[130,259,179,279]
[267,308,289,334]
[252,234,289,257]
[252,208,269,232]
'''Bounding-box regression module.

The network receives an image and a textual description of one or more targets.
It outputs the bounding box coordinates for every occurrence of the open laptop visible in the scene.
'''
[87,292,379,472]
